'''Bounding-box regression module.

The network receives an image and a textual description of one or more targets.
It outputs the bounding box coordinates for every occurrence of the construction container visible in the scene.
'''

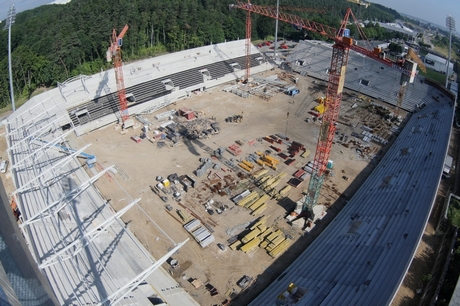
[184,219,201,232]
[199,235,215,248]
[238,191,259,207]
[192,226,207,237]
[195,231,211,242]
[240,237,261,253]
[241,228,261,244]
[230,240,243,250]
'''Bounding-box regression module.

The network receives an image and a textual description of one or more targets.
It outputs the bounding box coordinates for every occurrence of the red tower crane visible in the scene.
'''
[245,3,252,81]
[233,2,418,218]
[107,25,133,128]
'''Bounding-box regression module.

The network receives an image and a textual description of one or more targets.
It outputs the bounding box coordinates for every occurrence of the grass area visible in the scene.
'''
[0,87,51,116]
[436,197,460,305]
[433,45,459,62]
[418,68,447,85]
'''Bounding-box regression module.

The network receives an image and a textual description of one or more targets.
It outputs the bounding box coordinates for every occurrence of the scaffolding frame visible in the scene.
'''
[6,106,187,305]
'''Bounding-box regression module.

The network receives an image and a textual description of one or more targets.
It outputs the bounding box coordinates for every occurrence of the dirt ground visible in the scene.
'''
[60,69,397,306]
[0,69,433,306]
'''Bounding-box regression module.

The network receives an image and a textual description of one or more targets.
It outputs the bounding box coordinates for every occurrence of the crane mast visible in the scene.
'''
[305,44,350,213]
[233,2,419,218]
[245,5,252,81]
[107,25,132,127]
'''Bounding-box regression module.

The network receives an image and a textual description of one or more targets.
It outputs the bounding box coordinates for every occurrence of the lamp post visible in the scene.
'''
[4,5,16,112]
[445,15,455,88]
[273,0,279,59]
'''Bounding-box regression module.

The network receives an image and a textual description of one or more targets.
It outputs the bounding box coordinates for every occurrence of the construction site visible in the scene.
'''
[0,2,458,306]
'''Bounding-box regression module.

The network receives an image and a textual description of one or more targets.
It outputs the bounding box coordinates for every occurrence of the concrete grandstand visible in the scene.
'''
[1,37,457,306]
[2,39,270,305]
[250,42,457,305]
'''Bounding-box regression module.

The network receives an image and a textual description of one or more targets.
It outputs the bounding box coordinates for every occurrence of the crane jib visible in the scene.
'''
[391,63,414,77]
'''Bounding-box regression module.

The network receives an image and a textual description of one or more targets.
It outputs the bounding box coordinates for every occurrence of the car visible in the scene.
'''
[165,204,173,211]
[207,209,214,215]
[217,243,226,251]
[442,173,451,179]
[0,160,9,173]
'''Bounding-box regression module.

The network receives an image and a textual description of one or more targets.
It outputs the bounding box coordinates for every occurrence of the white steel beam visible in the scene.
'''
[20,166,113,227]
[99,239,189,306]
[13,103,58,132]
[38,198,141,269]
[8,115,67,152]
[14,144,91,194]
[12,129,75,169]
[11,97,52,126]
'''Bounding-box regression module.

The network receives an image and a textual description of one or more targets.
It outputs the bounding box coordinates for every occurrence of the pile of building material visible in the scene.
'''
[227,144,242,156]
[183,219,215,248]
[230,216,291,258]
[154,110,177,120]
[255,152,280,170]
[195,158,213,177]
[288,141,305,157]
[238,160,254,172]
[235,191,259,207]
[257,172,287,193]
[180,118,220,140]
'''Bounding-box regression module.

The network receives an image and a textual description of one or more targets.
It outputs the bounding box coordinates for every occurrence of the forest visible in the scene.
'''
[0,0,402,108]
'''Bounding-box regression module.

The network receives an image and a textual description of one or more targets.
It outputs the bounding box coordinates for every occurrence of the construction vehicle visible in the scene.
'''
[10,196,20,220]
[233,2,421,219]
[314,97,327,114]
[285,87,300,96]
[35,139,97,168]
[107,25,134,129]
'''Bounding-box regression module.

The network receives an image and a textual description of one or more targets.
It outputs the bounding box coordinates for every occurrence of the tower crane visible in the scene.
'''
[395,48,426,117]
[107,24,134,129]
[231,2,326,82]
[232,1,418,219]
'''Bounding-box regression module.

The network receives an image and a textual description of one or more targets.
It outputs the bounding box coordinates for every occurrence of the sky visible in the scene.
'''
[0,0,52,21]
[371,0,459,29]
[1,0,459,31]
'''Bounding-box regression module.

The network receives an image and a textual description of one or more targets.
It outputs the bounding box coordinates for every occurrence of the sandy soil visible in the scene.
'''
[63,70,392,305]
[0,69,437,306]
